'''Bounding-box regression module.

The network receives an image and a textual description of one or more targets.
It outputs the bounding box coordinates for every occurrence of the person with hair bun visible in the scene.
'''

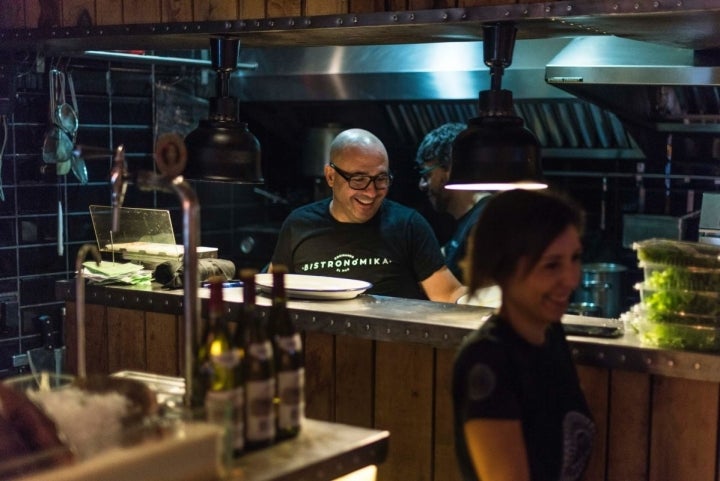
[452,188,595,481]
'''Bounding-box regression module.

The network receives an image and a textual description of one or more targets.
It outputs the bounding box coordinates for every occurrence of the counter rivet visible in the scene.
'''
[329,319,335,326]
[391,14,398,22]
[311,316,316,323]
[386,328,391,334]
[288,19,295,26]
[365,324,370,331]
[544,6,551,13]
[441,12,448,20]
[345,321,351,328]
[619,354,626,362]
[652,0,660,6]
[634,2,640,9]
[694,362,701,370]
[566,5,572,11]
[523,8,529,14]
[352,16,359,23]
[676,0,683,6]
[571,348,579,356]
[405,328,411,336]
[613,3,620,10]
[645,357,652,365]
[305,18,312,26]
[148,299,152,304]
[667,360,674,367]
[135,297,140,303]
[504,10,510,16]
[409,13,415,21]
[597,352,605,360]
[443,333,449,340]
[335,18,343,25]
[423,331,429,338]
[267,20,275,27]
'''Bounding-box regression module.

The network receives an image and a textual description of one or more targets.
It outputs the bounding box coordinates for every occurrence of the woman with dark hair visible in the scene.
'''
[452,189,595,481]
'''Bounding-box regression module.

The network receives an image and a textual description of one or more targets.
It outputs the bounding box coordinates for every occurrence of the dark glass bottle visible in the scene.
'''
[269,265,304,440]
[193,278,238,460]
[240,268,276,450]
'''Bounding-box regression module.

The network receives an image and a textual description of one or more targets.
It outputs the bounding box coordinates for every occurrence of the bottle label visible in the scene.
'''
[248,340,273,360]
[205,390,234,424]
[278,368,305,431]
[245,378,276,443]
[276,333,302,353]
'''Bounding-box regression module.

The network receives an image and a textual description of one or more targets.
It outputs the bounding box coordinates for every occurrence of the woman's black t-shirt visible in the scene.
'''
[452,315,595,481]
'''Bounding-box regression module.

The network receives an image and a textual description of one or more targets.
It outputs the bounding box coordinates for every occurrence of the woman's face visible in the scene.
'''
[501,225,583,327]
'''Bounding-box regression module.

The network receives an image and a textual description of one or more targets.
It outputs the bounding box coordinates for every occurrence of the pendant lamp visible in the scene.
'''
[445,23,547,191]
[184,37,263,183]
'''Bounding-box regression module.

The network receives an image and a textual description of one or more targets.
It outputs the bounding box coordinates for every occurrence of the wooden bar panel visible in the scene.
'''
[434,347,462,481]
[64,302,109,376]
[334,336,374,428]
[649,376,719,481]
[0,0,26,28]
[107,306,146,373]
[95,0,123,25]
[409,0,457,9]
[266,0,301,17]
[239,0,266,19]
[62,0,95,27]
[24,0,61,28]
[145,311,180,376]
[375,340,434,481]
[305,0,349,16]
[161,0,193,22]
[576,365,609,481]
[607,370,650,481]
[348,0,384,13]
[194,0,238,20]
[304,331,335,421]
[124,0,161,23]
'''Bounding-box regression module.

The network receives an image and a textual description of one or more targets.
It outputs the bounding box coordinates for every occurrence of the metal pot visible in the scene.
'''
[573,263,627,319]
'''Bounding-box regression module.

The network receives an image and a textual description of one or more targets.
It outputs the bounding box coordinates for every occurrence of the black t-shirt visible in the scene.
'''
[443,196,489,282]
[452,315,595,481]
[271,198,446,299]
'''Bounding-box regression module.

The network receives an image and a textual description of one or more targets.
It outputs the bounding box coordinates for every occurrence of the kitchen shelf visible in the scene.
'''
[2,1,720,54]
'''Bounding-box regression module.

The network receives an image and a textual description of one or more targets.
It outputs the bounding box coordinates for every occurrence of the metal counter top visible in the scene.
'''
[56,280,720,383]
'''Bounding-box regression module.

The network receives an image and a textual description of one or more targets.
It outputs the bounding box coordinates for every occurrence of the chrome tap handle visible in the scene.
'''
[110,145,128,233]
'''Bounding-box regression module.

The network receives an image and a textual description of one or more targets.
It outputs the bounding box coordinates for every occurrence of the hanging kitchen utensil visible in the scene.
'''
[41,69,75,176]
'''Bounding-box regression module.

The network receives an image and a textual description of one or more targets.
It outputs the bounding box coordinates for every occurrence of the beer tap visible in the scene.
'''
[107,134,200,408]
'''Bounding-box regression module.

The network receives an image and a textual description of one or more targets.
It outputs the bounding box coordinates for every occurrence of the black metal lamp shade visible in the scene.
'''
[183,36,264,183]
[446,113,546,191]
[445,22,546,191]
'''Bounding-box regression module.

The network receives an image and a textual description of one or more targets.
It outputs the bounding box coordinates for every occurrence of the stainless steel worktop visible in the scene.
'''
[56,280,720,384]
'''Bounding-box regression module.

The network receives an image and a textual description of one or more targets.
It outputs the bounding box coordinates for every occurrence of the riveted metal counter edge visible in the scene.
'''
[56,281,720,383]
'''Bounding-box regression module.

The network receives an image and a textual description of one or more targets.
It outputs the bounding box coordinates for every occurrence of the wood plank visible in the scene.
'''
[305,0,349,16]
[64,302,109,376]
[348,0,384,13]
[266,0,301,17]
[649,376,719,481]
[239,0,266,19]
[62,0,95,27]
[161,0,193,22]
[124,0,162,23]
[386,0,408,10]
[434,347,462,481]
[607,370,650,481]
[375,341,434,481]
[576,365,609,481]
[25,0,61,28]
[194,0,237,20]
[107,307,146,373]
[459,0,509,6]
[145,311,180,376]
[334,336,373,428]
[0,0,26,28]
[95,0,123,25]
[304,331,335,421]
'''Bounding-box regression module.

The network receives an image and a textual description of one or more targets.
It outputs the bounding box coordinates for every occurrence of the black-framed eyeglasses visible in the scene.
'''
[329,162,393,190]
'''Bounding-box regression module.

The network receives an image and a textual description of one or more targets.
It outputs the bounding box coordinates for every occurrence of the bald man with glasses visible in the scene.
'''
[269,128,467,303]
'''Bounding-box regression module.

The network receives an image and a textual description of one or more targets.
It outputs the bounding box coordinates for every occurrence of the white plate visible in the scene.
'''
[255,273,372,300]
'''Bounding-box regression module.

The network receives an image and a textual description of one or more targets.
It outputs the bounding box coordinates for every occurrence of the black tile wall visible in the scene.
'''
[0,58,284,379]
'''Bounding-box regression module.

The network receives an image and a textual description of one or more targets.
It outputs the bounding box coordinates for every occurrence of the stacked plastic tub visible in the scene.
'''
[632,238,720,352]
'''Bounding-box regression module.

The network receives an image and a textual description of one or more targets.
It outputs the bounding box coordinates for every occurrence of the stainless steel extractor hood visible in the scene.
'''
[231,37,642,159]
[546,36,720,130]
